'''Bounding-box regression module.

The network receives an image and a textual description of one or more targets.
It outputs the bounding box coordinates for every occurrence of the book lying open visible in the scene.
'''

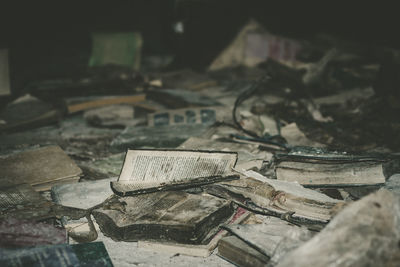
[274,147,388,187]
[111,149,238,196]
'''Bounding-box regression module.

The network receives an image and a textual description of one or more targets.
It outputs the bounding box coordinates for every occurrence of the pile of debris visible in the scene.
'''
[1,20,400,267]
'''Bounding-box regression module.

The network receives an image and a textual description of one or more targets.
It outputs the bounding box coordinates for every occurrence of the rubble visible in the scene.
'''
[1,10,400,266]
[276,190,400,267]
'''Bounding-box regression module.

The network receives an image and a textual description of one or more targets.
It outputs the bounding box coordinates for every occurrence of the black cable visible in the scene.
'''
[232,75,270,138]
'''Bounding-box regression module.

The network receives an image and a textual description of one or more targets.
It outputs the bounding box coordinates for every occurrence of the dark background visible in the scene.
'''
[1,1,399,92]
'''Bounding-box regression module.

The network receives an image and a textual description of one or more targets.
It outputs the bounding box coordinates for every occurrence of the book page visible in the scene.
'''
[118,150,237,186]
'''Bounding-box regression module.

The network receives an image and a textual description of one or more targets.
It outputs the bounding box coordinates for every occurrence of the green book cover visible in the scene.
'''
[89,32,142,70]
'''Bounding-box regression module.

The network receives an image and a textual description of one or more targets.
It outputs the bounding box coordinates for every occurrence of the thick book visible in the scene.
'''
[92,191,234,244]
[274,147,388,187]
[0,241,113,267]
[205,170,341,224]
[111,149,238,196]
[0,146,82,191]
[138,207,250,257]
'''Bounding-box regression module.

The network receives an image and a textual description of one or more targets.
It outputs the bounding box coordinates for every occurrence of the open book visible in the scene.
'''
[111,149,238,196]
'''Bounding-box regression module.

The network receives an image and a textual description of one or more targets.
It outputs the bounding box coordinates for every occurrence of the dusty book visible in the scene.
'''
[0,146,82,191]
[205,170,341,224]
[111,149,238,196]
[138,207,251,257]
[0,184,54,221]
[274,147,388,187]
[0,241,113,267]
[92,191,235,244]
